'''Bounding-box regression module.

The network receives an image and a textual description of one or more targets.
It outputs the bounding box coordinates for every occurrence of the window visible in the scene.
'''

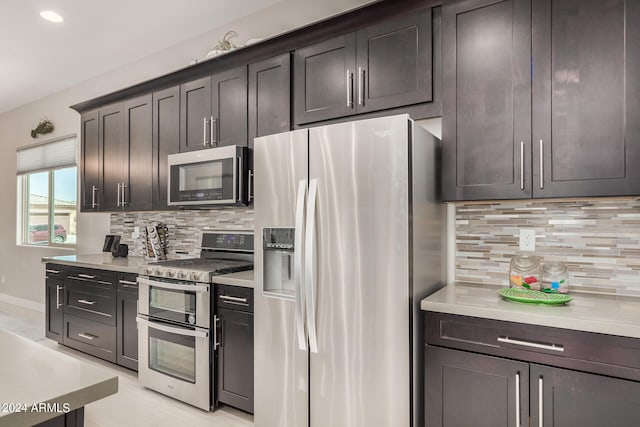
[17,136,78,246]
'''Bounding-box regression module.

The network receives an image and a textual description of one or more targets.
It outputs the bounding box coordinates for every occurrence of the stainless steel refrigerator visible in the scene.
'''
[254,114,444,427]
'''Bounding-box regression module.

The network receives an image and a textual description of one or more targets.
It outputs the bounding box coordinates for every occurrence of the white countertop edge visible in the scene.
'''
[421,282,640,340]
[212,270,254,288]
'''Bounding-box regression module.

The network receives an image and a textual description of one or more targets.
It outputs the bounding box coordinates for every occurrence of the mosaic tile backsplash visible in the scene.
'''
[110,208,254,258]
[455,199,640,296]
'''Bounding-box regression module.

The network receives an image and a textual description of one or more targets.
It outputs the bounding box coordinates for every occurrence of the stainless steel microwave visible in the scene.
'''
[167,145,247,206]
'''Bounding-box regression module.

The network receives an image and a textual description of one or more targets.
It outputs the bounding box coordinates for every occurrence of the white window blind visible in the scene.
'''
[16,135,77,175]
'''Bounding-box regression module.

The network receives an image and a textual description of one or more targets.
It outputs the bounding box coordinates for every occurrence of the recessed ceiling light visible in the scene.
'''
[40,10,64,23]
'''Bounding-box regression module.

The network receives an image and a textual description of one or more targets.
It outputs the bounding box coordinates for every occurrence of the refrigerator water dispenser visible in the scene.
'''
[262,228,295,299]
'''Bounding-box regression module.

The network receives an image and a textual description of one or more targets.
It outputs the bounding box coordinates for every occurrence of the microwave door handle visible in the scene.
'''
[237,156,243,202]
[136,316,209,339]
[137,277,209,293]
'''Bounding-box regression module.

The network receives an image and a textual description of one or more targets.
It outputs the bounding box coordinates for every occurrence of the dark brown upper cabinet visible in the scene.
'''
[248,53,291,146]
[443,0,640,201]
[80,110,100,212]
[123,94,154,211]
[294,8,433,125]
[442,0,532,201]
[180,66,248,153]
[531,0,640,198]
[99,102,126,211]
[152,86,180,210]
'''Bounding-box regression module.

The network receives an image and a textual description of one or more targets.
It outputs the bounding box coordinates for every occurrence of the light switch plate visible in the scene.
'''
[519,229,536,251]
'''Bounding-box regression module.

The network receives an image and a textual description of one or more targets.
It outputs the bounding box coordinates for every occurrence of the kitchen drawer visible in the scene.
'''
[45,263,65,279]
[64,283,116,326]
[216,285,253,313]
[66,268,118,289]
[63,313,117,363]
[424,312,640,382]
[117,272,138,293]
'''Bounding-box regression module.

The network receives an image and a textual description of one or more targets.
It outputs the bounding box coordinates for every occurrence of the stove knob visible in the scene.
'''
[154,269,163,277]
[190,272,198,281]
[144,267,154,276]
[166,270,175,278]
[177,271,187,280]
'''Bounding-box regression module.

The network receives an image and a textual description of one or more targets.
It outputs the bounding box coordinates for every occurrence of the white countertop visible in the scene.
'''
[421,282,640,339]
[42,254,149,274]
[212,270,254,288]
[0,330,118,426]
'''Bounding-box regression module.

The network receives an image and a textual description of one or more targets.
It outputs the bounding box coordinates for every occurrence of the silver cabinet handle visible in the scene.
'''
[219,295,248,304]
[121,182,128,207]
[213,315,220,349]
[78,332,96,341]
[538,376,544,427]
[520,141,525,190]
[305,178,319,353]
[346,69,353,107]
[203,117,209,147]
[539,139,544,189]
[248,170,254,202]
[78,299,96,305]
[211,117,217,145]
[498,336,564,352]
[46,269,60,274]
[77,274,97,279]
[119,280,137,286]
[294,179,307,351]
[91,185,98,208]
[358,66,364,106]
[117,183,121,207]
[515,372,521,427]
[56,285,63,309]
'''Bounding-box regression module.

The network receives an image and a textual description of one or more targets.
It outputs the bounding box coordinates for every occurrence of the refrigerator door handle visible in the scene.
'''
[294,179,307,351]
[305,178,319,353]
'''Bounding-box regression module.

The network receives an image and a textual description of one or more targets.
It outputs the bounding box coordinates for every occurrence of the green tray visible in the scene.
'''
[498,288,573,305]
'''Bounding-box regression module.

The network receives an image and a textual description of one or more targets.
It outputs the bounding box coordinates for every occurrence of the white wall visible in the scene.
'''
[0,0,374,306]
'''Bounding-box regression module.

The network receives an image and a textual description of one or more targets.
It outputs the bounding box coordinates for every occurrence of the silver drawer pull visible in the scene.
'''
[515,372,521,426]
[78,299,96,305]
[77,274,96,279]
[119,280,138,286]
[78,332,96,341]
[46,269,61,274]
[219,295,249,305]
[498,336,564,352]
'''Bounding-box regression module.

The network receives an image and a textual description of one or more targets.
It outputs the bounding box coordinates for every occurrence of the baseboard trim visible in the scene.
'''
[0,293,45,313]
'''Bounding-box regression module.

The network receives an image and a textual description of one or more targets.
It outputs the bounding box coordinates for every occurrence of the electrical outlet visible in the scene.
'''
[132,226,140,240]
[519,229,536,251]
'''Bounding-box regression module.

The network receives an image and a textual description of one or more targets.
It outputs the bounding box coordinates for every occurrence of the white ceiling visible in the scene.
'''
[0,0,278,114]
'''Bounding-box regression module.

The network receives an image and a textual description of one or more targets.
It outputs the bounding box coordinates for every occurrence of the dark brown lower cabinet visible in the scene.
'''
[425,346,528,427]
[215,284,254,414]
[33,407,84,427]
[116,273,138,371]
[425,312,640,427]
[45,265,65,343]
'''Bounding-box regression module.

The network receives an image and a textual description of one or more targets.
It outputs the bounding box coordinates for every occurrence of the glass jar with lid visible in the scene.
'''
[541,261,569,293]
[509,254,541,290]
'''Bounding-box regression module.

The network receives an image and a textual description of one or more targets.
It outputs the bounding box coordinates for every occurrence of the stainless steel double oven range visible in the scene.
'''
[136,231,253,410]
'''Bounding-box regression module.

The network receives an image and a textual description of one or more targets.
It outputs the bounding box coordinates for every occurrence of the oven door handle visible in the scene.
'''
[136,316,209,339]
[137,277,209,293]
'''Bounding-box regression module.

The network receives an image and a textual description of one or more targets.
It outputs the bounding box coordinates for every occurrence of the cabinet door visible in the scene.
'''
[442,0,532,201]
[124,94,153,211]
[532,0,640,197]
[356,9,432,113]
[425,346,528,427]
[99,103,125,211]
[45,280,64,342]
[294,34,357,124]
[217,308,254,413]
[116,279,138,371]
[80,110,100,212]
[180,76,212,152]
[152,86,180,210]
[211,66,248,148]
[248,53,291,145]
[531,364,640,427]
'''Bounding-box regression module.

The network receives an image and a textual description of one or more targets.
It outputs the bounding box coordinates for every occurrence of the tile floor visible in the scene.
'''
[0,301,253,427]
